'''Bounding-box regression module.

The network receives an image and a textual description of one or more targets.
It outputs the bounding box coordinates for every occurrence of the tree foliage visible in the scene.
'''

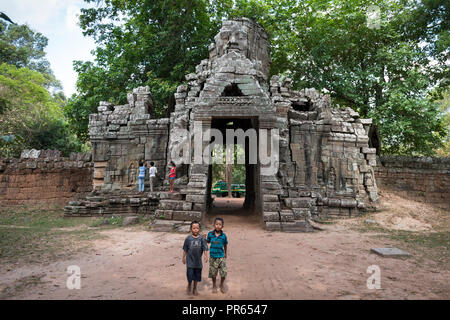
[0,63,85,157]
[432,87,450,156]
[70,0,448,155]
[66,0,226,141]
[268,0,448,155]
[0,20,61,90]
[0,16,91,157]
[212,144,246,186]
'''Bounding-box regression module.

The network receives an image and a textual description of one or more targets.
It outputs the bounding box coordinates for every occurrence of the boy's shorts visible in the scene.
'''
[208,257,227,278]
[187,267,202,283]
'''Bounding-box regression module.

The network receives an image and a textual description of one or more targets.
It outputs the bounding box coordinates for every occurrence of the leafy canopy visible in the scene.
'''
[0,20,61,90]
[69,0,448,155]
[0,63,85,157]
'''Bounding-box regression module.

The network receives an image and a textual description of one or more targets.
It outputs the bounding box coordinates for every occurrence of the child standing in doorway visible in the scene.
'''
[206,217,228,293]
[182,221,208,296]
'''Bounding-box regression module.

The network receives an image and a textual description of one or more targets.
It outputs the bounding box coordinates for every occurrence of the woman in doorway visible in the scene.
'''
[168,161,176,193]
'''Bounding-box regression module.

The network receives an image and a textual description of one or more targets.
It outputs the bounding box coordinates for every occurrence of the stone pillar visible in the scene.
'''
[186,116,212,214]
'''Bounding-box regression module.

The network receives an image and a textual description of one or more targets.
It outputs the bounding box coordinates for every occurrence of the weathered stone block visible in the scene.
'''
[192,203,204,211]
[263,211,279,222]
[340,199,357,207]
[263,194,279,202]
[122,216,140,226]
[159,200,185,210]
[263,202,280,211]
[291,197,316,208]
[280,210,294,222]
[149,220,175,232]
[155,210,173,220]
[280,221,314,232]
[186,194,205,203]
[182,202,193,211]
[371,248,411,257]
[292,208,309,219]
[172,211,202,221]
[265,221,281,231]
[159,192,183,200]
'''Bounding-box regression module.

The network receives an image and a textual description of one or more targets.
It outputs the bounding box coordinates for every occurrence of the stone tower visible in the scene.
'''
[65,18,378,232]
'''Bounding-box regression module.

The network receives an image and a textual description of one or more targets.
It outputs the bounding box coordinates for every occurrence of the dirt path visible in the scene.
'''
[0,197,449,300]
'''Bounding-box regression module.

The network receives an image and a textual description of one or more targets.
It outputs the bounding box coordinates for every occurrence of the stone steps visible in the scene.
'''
[158,199,192,211]
[65,191,163,216]
[283,197,317,208]
[265,220,313,232]
[159,191,183,200]
[155,209,202,221]
[149,219,193,233]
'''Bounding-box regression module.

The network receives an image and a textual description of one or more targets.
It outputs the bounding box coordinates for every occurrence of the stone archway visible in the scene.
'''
[204,117,260,217]
[66,17,378,234]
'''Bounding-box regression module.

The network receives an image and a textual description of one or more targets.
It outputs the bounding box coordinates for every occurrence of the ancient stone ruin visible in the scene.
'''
[64,18,379,232]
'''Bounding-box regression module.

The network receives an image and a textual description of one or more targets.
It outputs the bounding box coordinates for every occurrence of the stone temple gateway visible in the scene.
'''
[64,18,379,232]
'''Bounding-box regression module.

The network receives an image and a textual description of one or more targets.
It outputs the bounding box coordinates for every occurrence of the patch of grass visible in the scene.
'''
[90,215,124,227]
[387,230,450,252]
[353,223,387,234]
[0,205,99,229]
[0,205,118,266]
[315,220,336,225]
[353,219,450,265]
[142,214,154,223]
[385,230,450,266]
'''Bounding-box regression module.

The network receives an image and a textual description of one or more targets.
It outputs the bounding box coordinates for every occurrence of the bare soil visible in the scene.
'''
[0,192,449,300]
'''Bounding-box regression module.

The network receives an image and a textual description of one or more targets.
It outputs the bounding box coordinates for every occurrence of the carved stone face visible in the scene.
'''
[214,22,249,56]
[210,18,271,79]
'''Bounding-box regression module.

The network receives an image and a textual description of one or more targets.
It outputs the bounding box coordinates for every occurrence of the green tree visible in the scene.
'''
[255,0,447,155]
[432,87,450,156]
[0,63,84,157]
[0,18,88,156]
[212,144,246,189]
[66,0,227,142]
[402,0,449,68]
[0,20,61,89]
[71,0,448,155]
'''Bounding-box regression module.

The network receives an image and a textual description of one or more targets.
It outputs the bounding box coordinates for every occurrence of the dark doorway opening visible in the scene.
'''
[206,117,259,218]
[291,98,312,112]
[221,83,243,97]
[368,124,381,156]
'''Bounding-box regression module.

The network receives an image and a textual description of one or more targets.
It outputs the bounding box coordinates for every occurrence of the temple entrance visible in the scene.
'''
[206,117,260,218]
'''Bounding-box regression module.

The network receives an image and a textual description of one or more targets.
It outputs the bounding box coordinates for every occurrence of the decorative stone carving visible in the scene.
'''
[328,167,336,189]
[128,162,137,186]
[65,17,379,231]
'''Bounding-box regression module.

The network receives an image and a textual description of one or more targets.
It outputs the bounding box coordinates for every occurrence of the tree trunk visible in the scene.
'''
[375,64,386,110]
[226,164,232,198]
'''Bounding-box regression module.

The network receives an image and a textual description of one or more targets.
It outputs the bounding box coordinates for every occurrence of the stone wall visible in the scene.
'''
[89,87,169,192]
[0,150,93,206]
[374,156,450,208]
[64,18,380,232]
[150,17,379,232]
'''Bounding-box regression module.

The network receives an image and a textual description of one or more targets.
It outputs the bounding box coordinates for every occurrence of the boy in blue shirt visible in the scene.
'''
[206,217,228,293]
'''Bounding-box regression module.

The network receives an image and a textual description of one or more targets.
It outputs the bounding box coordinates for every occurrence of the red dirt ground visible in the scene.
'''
[0,194,449,300]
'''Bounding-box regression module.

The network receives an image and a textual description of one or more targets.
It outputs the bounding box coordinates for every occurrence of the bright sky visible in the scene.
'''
[1,0,96,97]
